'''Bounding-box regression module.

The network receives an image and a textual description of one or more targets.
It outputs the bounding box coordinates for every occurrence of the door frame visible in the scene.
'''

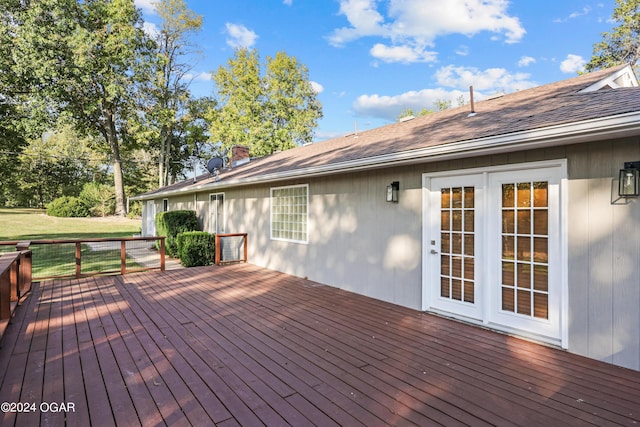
[422,159,568,348]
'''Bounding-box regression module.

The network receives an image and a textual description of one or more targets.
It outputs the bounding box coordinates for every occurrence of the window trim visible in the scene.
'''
[270,184,309,244]
[162,198,168,212]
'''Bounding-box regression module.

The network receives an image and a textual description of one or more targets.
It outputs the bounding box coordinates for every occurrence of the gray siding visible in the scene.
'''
[149,136,640,370]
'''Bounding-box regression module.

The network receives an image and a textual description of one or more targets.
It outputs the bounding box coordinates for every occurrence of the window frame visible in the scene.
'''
[209,193,225,234]
[270,184,309,244]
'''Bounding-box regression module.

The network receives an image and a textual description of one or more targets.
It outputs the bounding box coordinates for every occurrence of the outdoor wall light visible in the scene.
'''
[619,161,640,197]
[386,181,399,203]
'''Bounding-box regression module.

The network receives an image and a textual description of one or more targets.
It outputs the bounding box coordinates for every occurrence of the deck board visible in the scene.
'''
[0,264,639,426]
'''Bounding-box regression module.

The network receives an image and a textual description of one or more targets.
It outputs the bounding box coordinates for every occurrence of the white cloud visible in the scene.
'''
[435,65,536,92]
[283,0,293,5]
[560,54,586,73]
[142,22,159,38]
[225,23,258,48]
[327,0,525,63]
[134,0,156,14]
[352,65,538,120]
[554,6,592,23]
[353,88,468,120]
[518,56,536,67]
[310,81,324,93]
[455,45,470,56]
[370,43,437,63]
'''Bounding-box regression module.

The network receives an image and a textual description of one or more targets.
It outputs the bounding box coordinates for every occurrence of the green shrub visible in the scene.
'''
[155,210,199,257]
[79,182,115,217]
[46,196,90,217]
[176,231,215,267]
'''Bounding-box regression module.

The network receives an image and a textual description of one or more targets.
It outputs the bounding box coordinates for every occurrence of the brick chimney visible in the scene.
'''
[231,145,250,167]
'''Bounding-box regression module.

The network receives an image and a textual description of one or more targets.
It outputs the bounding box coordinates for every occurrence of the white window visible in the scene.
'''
[162,198,168,212]
[210,193,225,234]
[271,184,308,243]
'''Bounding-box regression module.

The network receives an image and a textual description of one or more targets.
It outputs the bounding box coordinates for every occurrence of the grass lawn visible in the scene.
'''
[0,208,148,279]
[0,208,141,240]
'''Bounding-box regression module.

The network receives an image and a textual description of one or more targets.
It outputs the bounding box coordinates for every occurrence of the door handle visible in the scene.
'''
[430,249,438,254]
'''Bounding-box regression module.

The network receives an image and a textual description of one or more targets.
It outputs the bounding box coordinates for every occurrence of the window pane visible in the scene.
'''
[502,261,514,286]
[502,288,515,312]
[502,210,514,234]
[464,210,474,232]
[517,183,531,207]
[441,211,450,231]
[452,279,462,300]
[452,187,462,208]
[271,186,308,242]
[441,233,451,253]
[502,184,514,207]
[533,210,548,235]
[464,187,474,208]
[533,265,548,291]
[517,210,531,234]
[452,256,462,278]
[502,236,514,260]
[517,236,531,261]
[452,233,462,254]
[463,281,474,303]
[441,188,450,208]
[464,234,474,256]
[533,238,548,263]
[534,292,549,319]
[464,257,474,280]
[517,262,531,289]
[441,277,450,298]
[452,210,462,231]
[517,290,531,316]
[533,182,548,207]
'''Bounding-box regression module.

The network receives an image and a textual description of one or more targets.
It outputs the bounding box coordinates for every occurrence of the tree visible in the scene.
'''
[144,0,203,188]
[15,126,96,208]
[585,0,640,72]
[7,0,154,215]
[209,48,322,158]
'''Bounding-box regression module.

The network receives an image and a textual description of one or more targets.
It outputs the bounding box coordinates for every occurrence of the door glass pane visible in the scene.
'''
[440,186,475,304]
[502,184,514,207]
[501,181,549,319]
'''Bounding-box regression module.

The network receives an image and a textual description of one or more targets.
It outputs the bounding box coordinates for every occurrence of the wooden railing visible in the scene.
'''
[0,250,32,340]
[215,233,248,265]
[0,237,165,281]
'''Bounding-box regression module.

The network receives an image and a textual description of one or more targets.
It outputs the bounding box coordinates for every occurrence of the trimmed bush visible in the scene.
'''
[176,231,215,267]
[155,210,199,257]
[46,196,90,217]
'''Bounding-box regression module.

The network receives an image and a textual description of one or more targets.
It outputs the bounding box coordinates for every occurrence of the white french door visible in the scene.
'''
[423,161,567,346]
[427,174,484,321]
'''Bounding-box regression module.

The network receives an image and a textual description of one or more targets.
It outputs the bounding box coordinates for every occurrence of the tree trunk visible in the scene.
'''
[105,113,127,216]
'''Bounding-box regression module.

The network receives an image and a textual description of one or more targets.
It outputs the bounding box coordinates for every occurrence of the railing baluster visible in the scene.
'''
[75,242,82,279]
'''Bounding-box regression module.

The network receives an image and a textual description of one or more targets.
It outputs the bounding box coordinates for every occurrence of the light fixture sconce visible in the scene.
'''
[386,181,399,203]
[619,161,640,197]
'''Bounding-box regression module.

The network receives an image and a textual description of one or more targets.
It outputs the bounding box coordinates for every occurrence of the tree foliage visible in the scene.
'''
[586,0,640,72]
[209,48,322,158]
[7,0,154,215]
[141,0,204,187]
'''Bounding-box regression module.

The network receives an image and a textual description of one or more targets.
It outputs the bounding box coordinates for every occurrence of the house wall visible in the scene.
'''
[146,135,640,370]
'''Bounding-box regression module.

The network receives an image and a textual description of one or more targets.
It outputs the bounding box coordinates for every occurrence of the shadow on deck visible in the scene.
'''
[0,264,638,426]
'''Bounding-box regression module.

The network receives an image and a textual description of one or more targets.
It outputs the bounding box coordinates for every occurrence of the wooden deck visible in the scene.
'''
[0,264,638,426]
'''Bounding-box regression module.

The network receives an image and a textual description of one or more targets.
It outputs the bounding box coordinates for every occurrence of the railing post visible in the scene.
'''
[215,234,221,265]
[18,251,32,297]
[75,242,82,279]
[159,238,166,271]
[121,240,127,275]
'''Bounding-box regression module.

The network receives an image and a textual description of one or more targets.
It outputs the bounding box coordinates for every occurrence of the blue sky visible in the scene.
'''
[135,0,618,141]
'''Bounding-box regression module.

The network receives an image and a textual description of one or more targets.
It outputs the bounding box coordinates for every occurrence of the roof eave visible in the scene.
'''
[131,112,640,201]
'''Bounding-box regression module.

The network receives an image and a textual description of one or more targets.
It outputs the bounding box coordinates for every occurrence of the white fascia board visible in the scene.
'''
[133,112,640,200]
